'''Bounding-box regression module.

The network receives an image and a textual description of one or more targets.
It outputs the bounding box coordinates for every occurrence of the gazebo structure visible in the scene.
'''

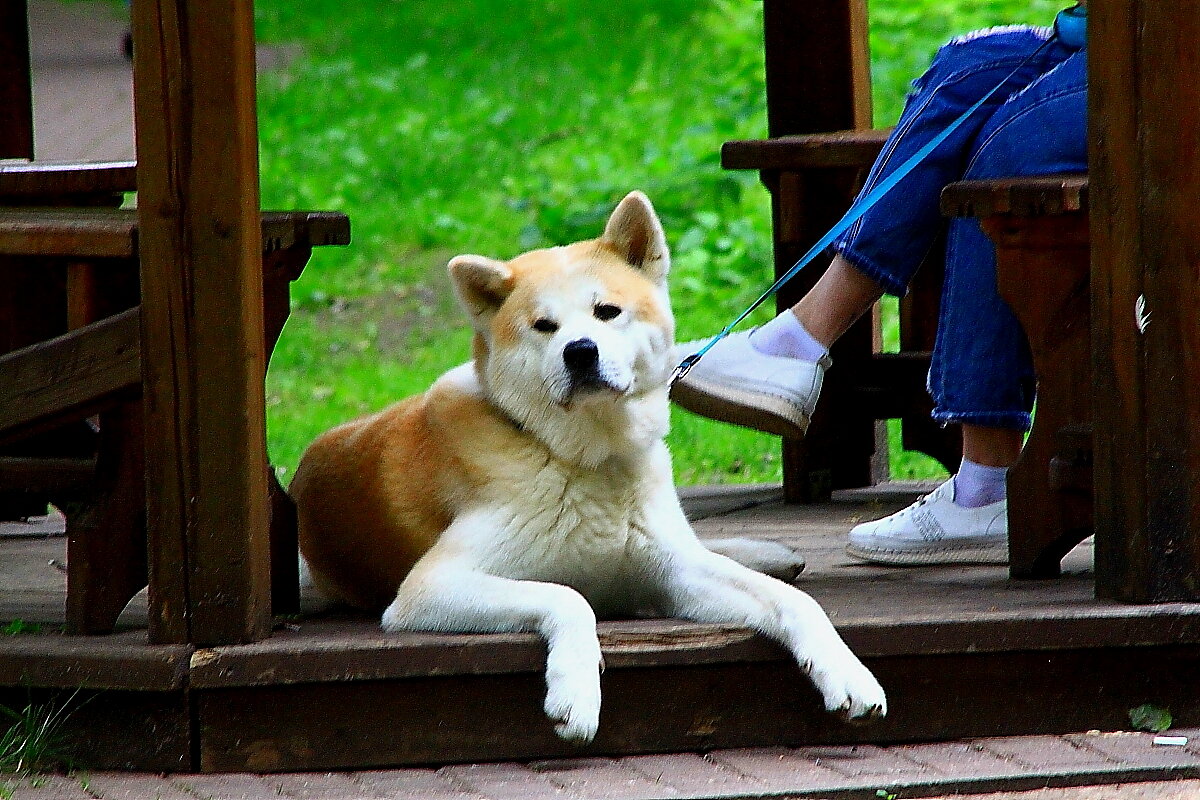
[0,0,1197,773]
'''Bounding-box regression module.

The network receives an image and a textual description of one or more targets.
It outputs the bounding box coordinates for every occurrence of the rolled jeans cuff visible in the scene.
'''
[930,408,1033,431]
[831,242,910,298]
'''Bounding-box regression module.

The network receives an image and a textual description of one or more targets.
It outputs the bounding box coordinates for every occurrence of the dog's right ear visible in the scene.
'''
[449,255,514,325]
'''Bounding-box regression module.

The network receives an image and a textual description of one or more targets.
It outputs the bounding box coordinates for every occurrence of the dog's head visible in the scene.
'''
[449,191,674,463]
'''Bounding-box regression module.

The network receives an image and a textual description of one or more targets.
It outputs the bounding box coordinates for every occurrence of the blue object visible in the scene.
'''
[1054,4,1088,49]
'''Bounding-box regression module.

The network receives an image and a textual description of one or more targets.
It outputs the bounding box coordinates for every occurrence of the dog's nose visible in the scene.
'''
[562,338,600,374]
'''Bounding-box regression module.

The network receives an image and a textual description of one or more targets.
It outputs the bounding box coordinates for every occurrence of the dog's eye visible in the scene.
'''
[594,303,622,321]
[532,318,559,333]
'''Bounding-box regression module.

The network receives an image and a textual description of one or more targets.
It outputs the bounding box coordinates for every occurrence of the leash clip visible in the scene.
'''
[669,353,700,386]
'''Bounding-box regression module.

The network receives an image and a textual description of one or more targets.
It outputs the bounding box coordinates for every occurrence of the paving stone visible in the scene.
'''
[914,778,1200,800]
[892,740,1029,778]
[271,771,387,799]
[87,772,199,800]
[706,746,851,791]
[1065,731,1200,769]
[1,774,94,800]
[977,735,1121,771]
[438,762,569,800]
[529,757,678,799]
[619,753,761,797]
[799,743,932,781]
[171,773,282,800]
[351,769,482,799]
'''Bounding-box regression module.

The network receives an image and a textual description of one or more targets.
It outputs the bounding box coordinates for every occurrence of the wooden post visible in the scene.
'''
[0,0,34,159]
[1090,1,1200,601]
[760,0,879,500]
[131,0,273,643]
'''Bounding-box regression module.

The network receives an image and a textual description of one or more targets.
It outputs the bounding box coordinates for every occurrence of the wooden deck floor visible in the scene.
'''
[3,483,1200,773]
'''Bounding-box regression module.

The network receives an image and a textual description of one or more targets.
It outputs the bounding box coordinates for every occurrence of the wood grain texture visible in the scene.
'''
[941,175,1089,218]
[761,0,871,137]
[132,0,272,644]
[0,161,135,204]
[0,308,141,442]
[722,128,890,171]
[1089,1,1200,601]
[987,214,1093,578]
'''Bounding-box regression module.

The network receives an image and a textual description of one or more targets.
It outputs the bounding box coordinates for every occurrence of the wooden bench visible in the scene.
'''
[0,162,350,632]
[942,175,1092,578]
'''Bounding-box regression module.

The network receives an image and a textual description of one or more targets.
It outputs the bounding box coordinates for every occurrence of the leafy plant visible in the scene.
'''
[1129,704,1173,733]
[1,621,41,637]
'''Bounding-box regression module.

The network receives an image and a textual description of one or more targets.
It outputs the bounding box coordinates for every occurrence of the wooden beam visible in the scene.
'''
[0,308,141,444]
[761,0,872,136]
[132,0,272,644]
[0,0,34,159]
[1090,1,1200,601]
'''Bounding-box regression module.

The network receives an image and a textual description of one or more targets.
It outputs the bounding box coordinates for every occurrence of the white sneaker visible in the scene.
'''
[669,330,830,438]
[845,479,1008,565]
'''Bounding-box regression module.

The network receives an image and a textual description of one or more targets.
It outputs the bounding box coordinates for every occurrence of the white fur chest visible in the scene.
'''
[458,454,661,611]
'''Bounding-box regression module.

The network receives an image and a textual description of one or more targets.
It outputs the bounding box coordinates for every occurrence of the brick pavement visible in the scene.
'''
[2,730,1199,799]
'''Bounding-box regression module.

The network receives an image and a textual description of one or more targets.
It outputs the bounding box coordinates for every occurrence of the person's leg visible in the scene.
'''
[846,46,1087,565]
[674,25,1066,436]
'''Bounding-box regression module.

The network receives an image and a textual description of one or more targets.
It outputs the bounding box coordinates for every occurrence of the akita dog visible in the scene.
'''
[291,192,886,743]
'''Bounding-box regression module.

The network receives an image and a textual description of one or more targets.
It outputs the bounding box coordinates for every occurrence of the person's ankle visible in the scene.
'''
[952,459,1008,509]
[748,310,827,362]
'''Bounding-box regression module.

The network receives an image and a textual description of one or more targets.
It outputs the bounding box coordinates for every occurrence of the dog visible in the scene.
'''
[290,191,887,743]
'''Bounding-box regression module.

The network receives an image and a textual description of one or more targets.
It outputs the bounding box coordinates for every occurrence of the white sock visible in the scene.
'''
[749,310,828,362]
[952,458,1008,509]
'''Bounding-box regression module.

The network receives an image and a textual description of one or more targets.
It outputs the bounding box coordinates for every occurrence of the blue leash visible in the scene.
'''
[670,17,1075,386]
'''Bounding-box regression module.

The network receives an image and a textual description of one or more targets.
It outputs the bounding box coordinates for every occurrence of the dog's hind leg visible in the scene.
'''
[381,561,604,744]
[702,537,805,582]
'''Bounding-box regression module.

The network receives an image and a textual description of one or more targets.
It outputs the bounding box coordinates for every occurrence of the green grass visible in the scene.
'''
[254,0,1063,486]
[0,696,77,777]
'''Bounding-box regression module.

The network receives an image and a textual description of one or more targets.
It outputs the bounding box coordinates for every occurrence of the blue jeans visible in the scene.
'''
[832,25,1087,431]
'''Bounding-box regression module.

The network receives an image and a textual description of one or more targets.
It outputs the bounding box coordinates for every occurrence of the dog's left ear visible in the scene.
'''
[601,191,669,285]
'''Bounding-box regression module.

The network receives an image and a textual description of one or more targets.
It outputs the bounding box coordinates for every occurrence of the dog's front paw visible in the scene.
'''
[807,650,887,722]
[543,655,602,745]
[544,677,601,744]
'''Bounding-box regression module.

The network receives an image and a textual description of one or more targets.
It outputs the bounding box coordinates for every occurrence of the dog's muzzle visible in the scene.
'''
[561,338,626,398]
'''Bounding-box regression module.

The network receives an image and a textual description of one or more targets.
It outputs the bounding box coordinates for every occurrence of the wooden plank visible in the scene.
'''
[0,161,136,200]
[0,209,137,258]
[0,0,34,159]
[1089,1,1200,601]
[941,175,1089,218]
[0,631,189,691]
[132,0,273,645]
[187,599,1200,690]
[0,209,349,259]
[722,128,890,171]
[195,645,1200,772]
[0,457,94,494]
[0,308,141,442]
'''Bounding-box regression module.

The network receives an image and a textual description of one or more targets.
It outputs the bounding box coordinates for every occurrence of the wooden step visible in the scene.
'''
[0,208,351,258]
